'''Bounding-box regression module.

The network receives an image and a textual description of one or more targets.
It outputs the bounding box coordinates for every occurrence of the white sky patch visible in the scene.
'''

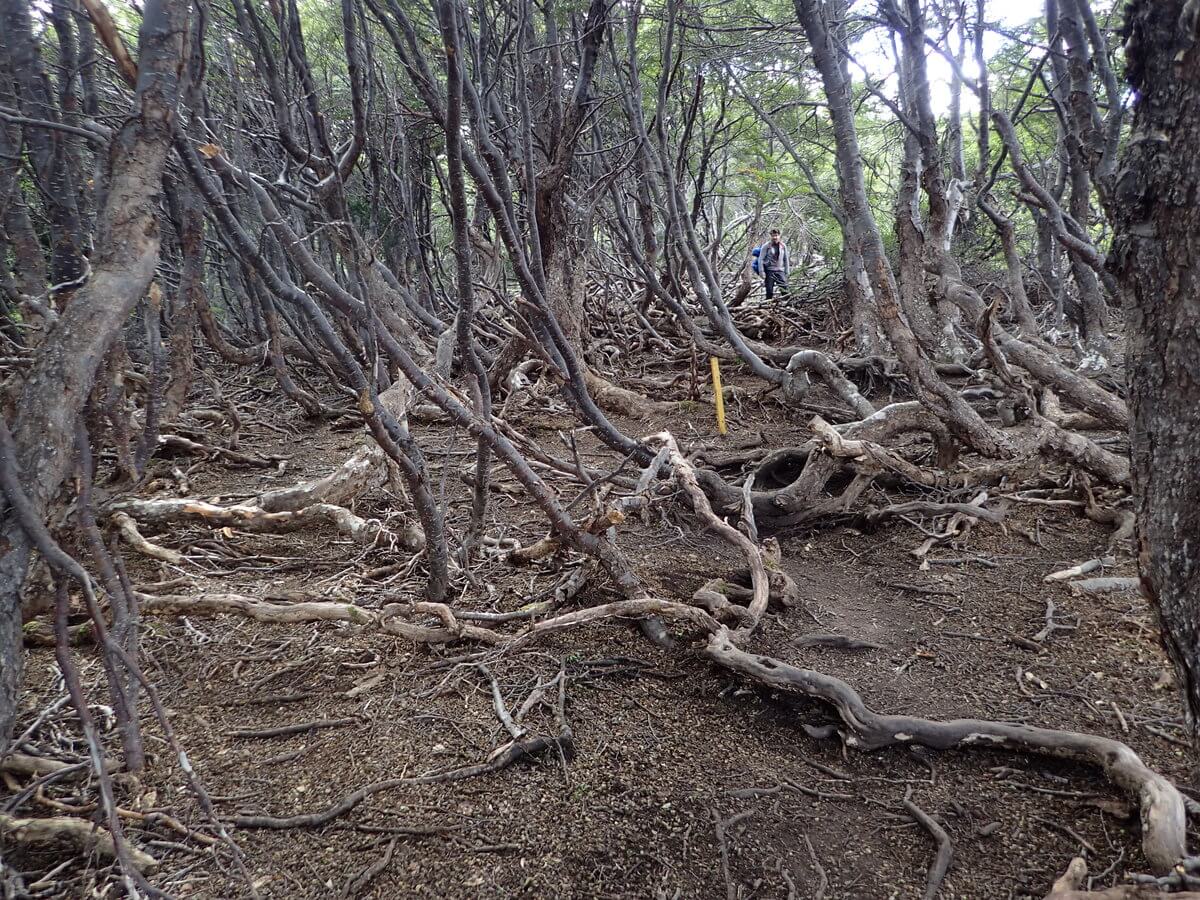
[850,0,1048,114]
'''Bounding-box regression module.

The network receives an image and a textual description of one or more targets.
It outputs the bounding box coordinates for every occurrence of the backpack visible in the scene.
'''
[751,247,761,275]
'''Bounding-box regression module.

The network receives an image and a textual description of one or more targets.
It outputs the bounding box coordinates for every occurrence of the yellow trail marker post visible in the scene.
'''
[710,356,727,435]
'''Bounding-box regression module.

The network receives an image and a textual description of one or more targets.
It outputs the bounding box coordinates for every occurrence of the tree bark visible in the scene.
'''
[1110,0,1200,749]
[0,0,191,754]
[0,0,86,287]
[1048,0,1110,366]
[794,0,1011,458]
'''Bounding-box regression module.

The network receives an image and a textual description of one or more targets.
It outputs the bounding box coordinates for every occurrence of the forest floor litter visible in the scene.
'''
[8,339,1193,899]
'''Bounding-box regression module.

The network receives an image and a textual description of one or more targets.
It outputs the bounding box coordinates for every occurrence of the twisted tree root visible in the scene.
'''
[904,791,953,900]
[129,586,1190,877]
[692,538,800,624]
[784,349,876,419]
[135,592,505,645]
[227,731,573,829]
[256,444,386,513]
[644,433,771,634]
[703,633,1187,874]
[122,420,1189,882]
[110,511,183,564]
[107,498,395,546]
[1045,857,1200,897]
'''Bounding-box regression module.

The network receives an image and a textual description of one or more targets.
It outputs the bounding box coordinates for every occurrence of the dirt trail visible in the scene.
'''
[11,380,1195,899]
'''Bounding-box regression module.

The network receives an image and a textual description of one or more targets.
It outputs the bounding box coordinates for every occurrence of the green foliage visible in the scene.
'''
[175,0,1126,288]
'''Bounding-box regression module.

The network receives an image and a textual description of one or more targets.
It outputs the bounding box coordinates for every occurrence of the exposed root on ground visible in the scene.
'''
[0,812,158,872]
[156,433,281,468]
[108,424,1192,879]
[1045,857,1200,898]
[134,591,506,645]
[703,633,1187,873]
[583,369,679,421]
[0,753,102,778]
[256,444,387,514]
[903,789,953,900]
[130,577,1192,875]
[112,383,429,559]
[17,404,1182,896]
[109,497,377,541]
[784,349,876,419]
[226,663,572,830]
[109,511,183,564]
[507,509,625,566]
[107,496,422,549]
[692,537,801,625]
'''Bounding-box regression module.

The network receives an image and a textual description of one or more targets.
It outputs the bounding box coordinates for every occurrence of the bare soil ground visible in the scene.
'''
[6,332,1196,899]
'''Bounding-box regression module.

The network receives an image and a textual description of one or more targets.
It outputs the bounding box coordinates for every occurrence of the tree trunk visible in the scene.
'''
[0,0,85,288]
[894,62,938,353]
[162,183,201,423]
[794,0,1010,458]
[844,238,884,355]
[1048,0,1109,368]
[1110,0,1200,750]
[1033,209,1064,330]
[0,0,192,755]
[0,17,49,307]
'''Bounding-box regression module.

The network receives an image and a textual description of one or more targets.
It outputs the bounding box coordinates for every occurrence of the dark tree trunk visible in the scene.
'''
[894,50,938,353]
[0,17,49,306]
[164,182,201,422]
[0,0,86,287]
[1111,0,1200,749]
[526,0,607,355]
[1048,0,1110,366]
[163,11,208,423]
[1033,209,1064,325]
[895,0,965,361]
[1,191,48,307]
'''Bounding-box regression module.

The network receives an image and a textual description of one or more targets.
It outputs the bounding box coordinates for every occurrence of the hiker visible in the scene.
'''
[757,229,790,300]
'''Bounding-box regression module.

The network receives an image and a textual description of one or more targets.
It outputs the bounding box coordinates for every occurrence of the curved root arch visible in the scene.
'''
[704,633,1186,874]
